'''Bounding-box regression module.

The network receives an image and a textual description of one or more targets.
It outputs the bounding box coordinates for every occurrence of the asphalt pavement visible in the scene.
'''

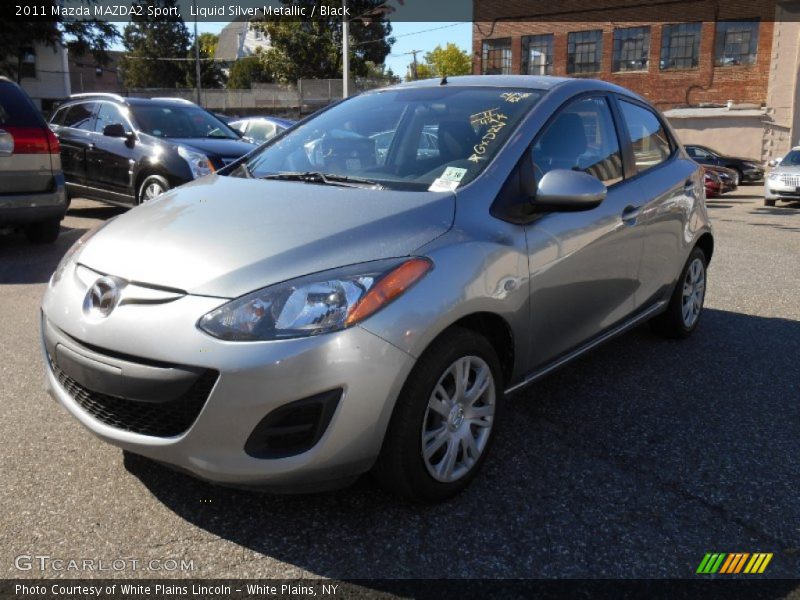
[1,187,798,580]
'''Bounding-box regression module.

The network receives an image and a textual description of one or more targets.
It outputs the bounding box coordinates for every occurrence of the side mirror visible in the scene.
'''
[768,159,780,167]
[102,123,128,138]
[532,169,607,212]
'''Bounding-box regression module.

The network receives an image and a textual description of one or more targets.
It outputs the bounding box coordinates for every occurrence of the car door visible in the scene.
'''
[86,102,136,202]
[525,95,645,368]
[615,97,701,306]
[51,102,96,189]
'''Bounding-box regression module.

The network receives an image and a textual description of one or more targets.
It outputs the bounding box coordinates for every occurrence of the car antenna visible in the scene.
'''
[440,75,448,85]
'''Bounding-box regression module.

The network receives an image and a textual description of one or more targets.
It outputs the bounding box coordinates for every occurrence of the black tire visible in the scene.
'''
[137,175,170,204]
[650,246,707,339]
[764,198,776,207]
[373,327,504,502]
[732,167,743,186]
[24,217,61,244]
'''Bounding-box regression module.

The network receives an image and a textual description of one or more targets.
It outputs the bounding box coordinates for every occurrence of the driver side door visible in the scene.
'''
[524,95,645,369]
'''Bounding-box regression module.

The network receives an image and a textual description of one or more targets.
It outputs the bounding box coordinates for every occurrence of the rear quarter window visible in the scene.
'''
[0,81,45,128]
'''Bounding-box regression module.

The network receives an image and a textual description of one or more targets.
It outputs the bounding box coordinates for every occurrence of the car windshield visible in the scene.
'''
[780,150,800,166]
[230,86,543,191]
[130,104,240,139]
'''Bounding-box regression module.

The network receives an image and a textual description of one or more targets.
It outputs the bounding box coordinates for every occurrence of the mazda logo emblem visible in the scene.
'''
[83,276,123,318]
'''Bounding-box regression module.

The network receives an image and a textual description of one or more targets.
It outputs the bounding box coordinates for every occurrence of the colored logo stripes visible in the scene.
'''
[696,552,773,574]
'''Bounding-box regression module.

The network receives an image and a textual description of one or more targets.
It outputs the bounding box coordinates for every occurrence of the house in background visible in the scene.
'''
[68,50,125,96]
[472,0,800,162]
[15,42,70,113]
[215,19,272,72]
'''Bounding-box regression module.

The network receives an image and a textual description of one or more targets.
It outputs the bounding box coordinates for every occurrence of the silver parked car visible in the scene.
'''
[41,76,713,501]
[765,147,800,206]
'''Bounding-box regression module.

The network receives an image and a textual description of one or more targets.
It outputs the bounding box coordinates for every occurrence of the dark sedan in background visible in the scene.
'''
[49,94,255,207]
[685,144,764,184]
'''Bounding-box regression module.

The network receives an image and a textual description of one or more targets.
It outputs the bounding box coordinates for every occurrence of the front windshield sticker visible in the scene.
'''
[500,92,533,103]
[468,108,508,163]
[428,166,468,192]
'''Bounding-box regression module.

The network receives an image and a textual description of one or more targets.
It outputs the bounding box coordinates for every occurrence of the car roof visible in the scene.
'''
[61,94,200,108]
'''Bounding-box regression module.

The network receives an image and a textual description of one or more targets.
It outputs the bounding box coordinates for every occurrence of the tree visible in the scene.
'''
[407,61,434,81]
[186,33,226,89]
[421,43,472,78]
[227,56,272,89]
[0,4,118,81]
[252,0,393,84]
[119,0,190,89]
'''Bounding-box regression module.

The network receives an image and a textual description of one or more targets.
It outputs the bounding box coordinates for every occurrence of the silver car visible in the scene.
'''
[41,76,713,501]
[765,147,800,206]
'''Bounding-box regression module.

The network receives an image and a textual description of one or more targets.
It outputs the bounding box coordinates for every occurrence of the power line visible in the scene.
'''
[351,22,466,47]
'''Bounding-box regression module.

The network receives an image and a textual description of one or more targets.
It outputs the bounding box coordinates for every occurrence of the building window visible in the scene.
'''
[660,23,702,70]
[19,47,36,79]
[481,38,511,75]
[715,20,759,66]
[567,30,603,74]
[522,34,553,75]
[613,26,650,72]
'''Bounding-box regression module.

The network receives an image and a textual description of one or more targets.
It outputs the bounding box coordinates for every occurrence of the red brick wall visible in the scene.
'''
[472,0,776,109]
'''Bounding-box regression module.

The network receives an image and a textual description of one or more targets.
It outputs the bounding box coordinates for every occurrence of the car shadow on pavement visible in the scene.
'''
[0,225,87,285]
[123,308,800,579]
[66,203,126,221]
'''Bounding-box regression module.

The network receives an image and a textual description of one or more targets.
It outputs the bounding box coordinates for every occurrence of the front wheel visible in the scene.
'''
[651,247,707,339]
[764,198,776,207]
[373,327,503,501]
[137,175,170,204]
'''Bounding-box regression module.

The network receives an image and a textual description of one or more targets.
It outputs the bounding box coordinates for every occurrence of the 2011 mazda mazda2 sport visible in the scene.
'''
[41,76,712,501]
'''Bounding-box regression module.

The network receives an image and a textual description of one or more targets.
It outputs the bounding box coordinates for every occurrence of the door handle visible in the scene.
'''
[621,204,642,223]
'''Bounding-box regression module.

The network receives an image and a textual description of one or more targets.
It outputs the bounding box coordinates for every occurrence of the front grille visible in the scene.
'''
[49,354,218,437]
[780,174,800,186]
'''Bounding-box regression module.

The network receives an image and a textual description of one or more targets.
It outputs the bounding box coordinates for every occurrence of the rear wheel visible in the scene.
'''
[373,327,503,501]
[24,218,60,244]
[651,247,707,339]
[137,175,170,204]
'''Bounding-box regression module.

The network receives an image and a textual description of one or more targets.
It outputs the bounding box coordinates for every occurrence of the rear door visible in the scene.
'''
[615,97,701,306]
[524,94,644,368]
[0,79,56,195]
[51,101,96,188]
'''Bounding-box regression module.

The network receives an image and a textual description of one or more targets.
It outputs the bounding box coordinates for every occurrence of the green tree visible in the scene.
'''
[406,61,434,81]
[227,56,272,89]
[424,43,472,77]
[186,33,226,89]
[0,4,118,81]
[253,0,393,84]
[119,0,190,89]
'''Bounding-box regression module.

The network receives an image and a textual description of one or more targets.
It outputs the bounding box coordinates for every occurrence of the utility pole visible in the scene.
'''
[193,0,201,105]
[342,0,349,98]
[409,50,421,80]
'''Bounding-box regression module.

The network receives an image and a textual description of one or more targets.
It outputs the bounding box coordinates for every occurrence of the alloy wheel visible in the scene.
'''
[421,355,495,483]
[142,182,164,201]
[681,257,706,328]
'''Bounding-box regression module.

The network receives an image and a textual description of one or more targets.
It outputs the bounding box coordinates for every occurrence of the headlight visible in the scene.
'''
[50,218,116,286]
[177,145,215,179]
[198,258,433,341]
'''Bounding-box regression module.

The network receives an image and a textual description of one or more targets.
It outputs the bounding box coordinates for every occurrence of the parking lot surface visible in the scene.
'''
[1,187,798,579]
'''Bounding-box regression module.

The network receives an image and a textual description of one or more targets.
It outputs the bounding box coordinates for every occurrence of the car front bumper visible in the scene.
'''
[741,167,764,182]
[765,179,800,201]
[41,263,416,490]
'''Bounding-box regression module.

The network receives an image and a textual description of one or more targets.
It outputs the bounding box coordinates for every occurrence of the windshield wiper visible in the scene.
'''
[259,171,383,189]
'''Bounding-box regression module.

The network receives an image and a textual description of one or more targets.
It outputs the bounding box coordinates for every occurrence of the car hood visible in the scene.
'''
[769,165,800,175]
[77,175,455,298]
[729,156,761,164]
[170,137,256,157]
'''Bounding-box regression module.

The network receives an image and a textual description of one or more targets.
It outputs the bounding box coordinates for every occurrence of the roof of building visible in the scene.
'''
[215,20,247,62]
[664,106,767,119]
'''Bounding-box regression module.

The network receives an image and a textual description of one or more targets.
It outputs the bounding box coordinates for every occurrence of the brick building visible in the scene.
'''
[471,0,800,160]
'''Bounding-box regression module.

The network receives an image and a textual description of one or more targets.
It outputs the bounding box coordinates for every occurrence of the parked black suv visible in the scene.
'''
[49,95,255,207]
[685,144,764,184]
[0,77,67,243]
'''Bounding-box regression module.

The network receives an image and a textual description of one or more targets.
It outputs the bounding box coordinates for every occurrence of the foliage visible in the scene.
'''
[253,0,393,84]
[119,0,190,89]
[408,43,472,80]
[227,56,272,89]
[186,33,226,89]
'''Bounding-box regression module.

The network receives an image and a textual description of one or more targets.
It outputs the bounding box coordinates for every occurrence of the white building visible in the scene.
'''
[16,42,71,113]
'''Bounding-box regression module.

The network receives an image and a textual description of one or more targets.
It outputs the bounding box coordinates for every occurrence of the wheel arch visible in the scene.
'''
[695,231,714,265]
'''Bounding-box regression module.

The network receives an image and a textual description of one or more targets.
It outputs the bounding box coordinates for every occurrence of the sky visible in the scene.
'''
[112,20,473,80]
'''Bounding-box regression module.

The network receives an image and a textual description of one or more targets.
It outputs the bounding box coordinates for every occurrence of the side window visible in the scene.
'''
[533,96,623,186]
[62,103,96,131]
[618,99,673,172]
[93,103,126,133]
[51,106,68,126]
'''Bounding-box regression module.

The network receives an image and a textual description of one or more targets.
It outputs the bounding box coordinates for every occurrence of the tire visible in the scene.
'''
[764,198,776,207]
[24,217,61,244]
[373,327,504,501]
[650,247,707,339]
[732,168,742,186]
[137,175,170,204]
